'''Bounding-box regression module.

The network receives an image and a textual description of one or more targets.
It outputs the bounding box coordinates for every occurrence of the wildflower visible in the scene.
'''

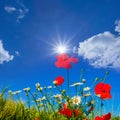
[91,100,94,104]
[82,79,86,83]
[94,112,111,120]
[40,103,44,107]
[12,90,22,95]
[95,77,99,81]
[53,76,64,86]
[47,86,52,89]
[36,98,41,102]
[94,82,112,99]
[59,107,73,117]
[63,103,68,108]
[35,83,40,90]
[62,89,66,93]
[59,103,81,117]
[53,94,62,100]
[38,87,43,92]
[23,87,30,92]
[70,82,83,87]
[8,90,12,94]
[71,96,81,105]
[59,103,72,117]
[41,96,46,101]
[55,54,78,69]
[83,87,91,91]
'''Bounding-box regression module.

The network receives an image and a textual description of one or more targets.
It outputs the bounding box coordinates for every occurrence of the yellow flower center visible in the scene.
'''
[75,98,79,103]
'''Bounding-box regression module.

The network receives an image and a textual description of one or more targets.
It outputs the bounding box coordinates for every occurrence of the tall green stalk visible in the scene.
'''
[29,91,41,118]
[66,69,70,96]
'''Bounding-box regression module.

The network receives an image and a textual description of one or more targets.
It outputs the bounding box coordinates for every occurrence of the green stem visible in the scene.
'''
[0,87,7,97]
[16,94,21,102]
[29,91,41,118]
[100,100,103,116]
[56,86,67,99]
[78,68,84,96]
[102,71,108,83]
[80,68,84,81]
[91,81,96,89]
[40,90,56,115]
[60,85,63,91]
[16,94,25,120]
[92,110,94,120]
[75,86,78,96]
[67,69,70,95]
[27,95,30,109]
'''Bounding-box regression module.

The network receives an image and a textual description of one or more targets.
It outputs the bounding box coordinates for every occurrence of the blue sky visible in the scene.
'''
[0,0,120,114]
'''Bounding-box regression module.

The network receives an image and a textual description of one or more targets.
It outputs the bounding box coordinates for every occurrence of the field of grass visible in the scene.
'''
[0,86,119,120]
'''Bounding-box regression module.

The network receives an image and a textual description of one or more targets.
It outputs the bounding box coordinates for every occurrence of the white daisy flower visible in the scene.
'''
[71,96,81,105]
[82,79,86,83]
[47,86,52,89]
[12,90,22,95]
[70,82,83,87]
[83,87,91,91]
[35,83,41,90]
[36,87,43,91]
[41,96,46,101]
[23,87,30,92]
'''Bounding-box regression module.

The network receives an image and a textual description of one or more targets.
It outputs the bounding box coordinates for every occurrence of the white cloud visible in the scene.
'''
[4,6,16,13]
[16,7,29,22]
[4,2,29,22]
[115,20,120,34]
[0,40,14,64]
[77,23,120,69]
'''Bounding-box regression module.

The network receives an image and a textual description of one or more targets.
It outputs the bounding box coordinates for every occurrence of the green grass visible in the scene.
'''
[0,71,119,120]
[0,95,119,120]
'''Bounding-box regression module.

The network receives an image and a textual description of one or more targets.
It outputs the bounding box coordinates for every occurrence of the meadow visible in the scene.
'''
[0,53,119,120]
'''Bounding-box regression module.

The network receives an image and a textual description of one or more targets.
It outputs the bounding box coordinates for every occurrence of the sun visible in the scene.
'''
[49,38,71,55]
[46,34,75,56]
[53,42,69,54]
[57,45,66,54]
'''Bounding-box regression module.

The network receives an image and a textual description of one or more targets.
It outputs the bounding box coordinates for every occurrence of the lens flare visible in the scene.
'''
[57,45,66,54]
[46,35,75,56]
[54,43,69,54]
[51,39,71,55]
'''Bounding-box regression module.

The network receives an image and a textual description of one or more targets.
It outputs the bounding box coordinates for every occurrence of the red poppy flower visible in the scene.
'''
[94,82,112,99]
[53,76,64,86]
[59,103,72,117]
[55,54,78,69]
[102,112,111,120]
[59,103,81,117]
[94,112,111,120]
[59,107,72,117]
